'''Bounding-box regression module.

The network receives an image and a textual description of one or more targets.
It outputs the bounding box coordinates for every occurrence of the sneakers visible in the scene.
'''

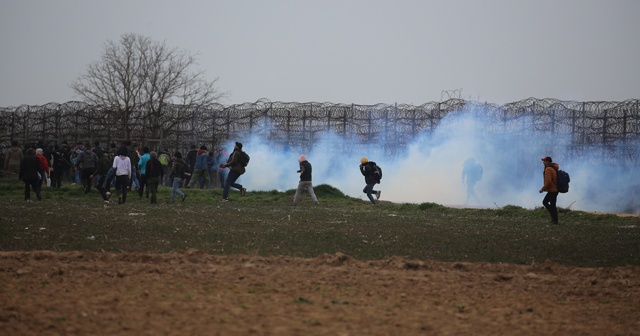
[104,200,110,203]
[219,198,229,203]
[375,190,381,200]
[182,194,187,202]
[106,191,111,201]
[240,188,246,197]
[25,199,31,203]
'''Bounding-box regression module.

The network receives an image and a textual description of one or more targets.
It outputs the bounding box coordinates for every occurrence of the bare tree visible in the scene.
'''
[71,33,224,141]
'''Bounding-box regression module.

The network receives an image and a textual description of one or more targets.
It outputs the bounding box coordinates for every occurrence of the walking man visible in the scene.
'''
[145,151,164,204]
[137,147,151,197]
[169,151,187,203]
[539,156,559,224]
[187,145,209,189]
[359,157,382,204]
[293,155,319,205]
[76,144,98,193]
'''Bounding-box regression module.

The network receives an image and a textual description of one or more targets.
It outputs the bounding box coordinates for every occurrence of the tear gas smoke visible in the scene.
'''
[218,105,639,214]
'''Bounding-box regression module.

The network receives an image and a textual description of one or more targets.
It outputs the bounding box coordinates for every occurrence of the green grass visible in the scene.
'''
[0,179,638,267]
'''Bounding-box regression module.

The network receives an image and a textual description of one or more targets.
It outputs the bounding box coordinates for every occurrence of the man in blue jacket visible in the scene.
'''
[187,145,210,189]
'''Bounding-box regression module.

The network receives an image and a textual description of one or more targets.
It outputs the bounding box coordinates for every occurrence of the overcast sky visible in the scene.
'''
[1,0,639,107]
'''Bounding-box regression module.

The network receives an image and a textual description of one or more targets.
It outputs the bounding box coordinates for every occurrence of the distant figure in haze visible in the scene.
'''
[219,142,247,202]
[539,156,559,225]
[293,155,319,205]
[359,157,381,204]
[461,157,483,205]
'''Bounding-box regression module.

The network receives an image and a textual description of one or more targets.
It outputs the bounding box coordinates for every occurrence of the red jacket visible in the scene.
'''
[36,154,50,174]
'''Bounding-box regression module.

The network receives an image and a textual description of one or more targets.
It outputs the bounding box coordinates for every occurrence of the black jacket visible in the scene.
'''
[145,158,164,179]
[299,160,312,182]
[360,161,378,185]
[171,158,187,179]
[19,154,43,181]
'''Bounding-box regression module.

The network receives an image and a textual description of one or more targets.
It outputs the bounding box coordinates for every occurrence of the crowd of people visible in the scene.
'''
[1,139,563,223]
[0,139,241,204]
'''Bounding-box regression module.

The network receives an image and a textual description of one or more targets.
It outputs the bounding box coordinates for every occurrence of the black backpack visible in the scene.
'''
[557,169,570,193]
[373,163,382,183]
[237,151,250,167]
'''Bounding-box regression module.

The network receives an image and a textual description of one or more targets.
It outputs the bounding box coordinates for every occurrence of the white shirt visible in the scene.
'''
[113,155,131,178]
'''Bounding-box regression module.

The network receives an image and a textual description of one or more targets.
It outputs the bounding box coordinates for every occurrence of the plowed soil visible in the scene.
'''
[1,250,639,336]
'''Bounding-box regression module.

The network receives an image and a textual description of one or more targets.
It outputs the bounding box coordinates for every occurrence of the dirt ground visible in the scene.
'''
[1,250,638,336]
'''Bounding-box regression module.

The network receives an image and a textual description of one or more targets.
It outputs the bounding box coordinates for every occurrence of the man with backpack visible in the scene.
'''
[359,157,382,204]
[539,156,560,225]
[219,142,248,202]
[158,148,171,186]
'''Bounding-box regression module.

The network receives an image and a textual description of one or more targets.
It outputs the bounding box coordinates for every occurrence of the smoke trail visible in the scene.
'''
[219,105,639,214]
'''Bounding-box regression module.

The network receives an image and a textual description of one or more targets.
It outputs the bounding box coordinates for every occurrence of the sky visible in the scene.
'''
[1,0,639,107]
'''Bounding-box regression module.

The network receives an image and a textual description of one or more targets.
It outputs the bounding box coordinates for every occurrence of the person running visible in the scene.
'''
[461,157,483,205]
[359,157,382,204]
[539,156,560,224]
[293,155,319,205]
[219,142,247,202]
[169,151,187,203]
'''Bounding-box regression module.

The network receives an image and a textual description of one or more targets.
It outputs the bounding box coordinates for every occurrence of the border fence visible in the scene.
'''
[1,98,639,165]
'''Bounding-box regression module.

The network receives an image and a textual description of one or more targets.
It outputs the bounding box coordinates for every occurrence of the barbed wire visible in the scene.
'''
[1,98,638,164]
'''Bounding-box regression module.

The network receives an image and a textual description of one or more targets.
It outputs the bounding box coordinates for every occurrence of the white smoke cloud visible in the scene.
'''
[219,105,640,214]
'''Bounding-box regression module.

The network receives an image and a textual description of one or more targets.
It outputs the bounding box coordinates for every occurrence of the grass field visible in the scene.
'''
[1,179,638,267]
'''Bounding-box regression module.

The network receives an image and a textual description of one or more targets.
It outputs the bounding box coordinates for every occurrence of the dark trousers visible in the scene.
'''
[543,192,559,223]
[23,178,40,200]
[115,175,129,204]
[147,176,160,204]
[222,170,242,199]
[363,183,378,204]
[50,169,63,188]
[81,168,94,192]
[138,174,148,197]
